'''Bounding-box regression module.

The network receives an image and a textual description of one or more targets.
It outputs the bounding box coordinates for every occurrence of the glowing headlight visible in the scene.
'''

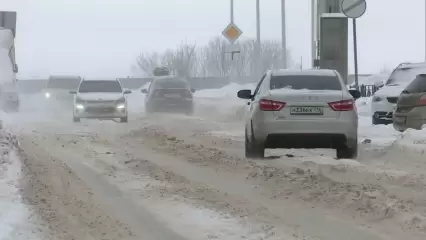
[45,92,51,98]
[75,104,84,109]
[116,104,125,109]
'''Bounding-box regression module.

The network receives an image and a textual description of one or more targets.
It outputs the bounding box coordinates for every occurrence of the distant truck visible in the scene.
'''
[0,11,19,112]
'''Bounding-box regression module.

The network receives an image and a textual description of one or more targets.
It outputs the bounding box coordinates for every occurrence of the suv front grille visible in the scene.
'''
[387,97,398,104]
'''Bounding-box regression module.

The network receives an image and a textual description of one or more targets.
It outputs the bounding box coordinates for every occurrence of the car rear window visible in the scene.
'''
[270,75,342,90]
[403,74,426,93]
[386,67,426,85]
[78,81,122,93]
[46,77,81,90]
[154,79,189,89]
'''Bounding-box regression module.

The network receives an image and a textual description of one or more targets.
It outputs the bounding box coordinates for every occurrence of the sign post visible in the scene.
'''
[222,1,243,77]
[341,0,367,91]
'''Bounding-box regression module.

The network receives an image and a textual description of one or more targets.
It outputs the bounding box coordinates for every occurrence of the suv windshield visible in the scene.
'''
[386,67,426,85]
[78,81,122,93]
[270,75,342,90]
[46,77,81,90]
[403,74,426,93]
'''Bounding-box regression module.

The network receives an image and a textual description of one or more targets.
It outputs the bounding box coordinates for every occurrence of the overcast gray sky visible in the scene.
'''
[3,0,425,78]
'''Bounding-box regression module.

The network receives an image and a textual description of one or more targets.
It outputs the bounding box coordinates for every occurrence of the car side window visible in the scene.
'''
[252,74,267,98]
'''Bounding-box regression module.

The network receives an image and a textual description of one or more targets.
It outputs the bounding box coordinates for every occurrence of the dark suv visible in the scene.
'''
[142,76,195,115]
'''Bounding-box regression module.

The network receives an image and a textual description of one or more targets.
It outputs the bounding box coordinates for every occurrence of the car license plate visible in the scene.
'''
[164,93,181,98]
[290,107,323,115]
[394,116,406,124]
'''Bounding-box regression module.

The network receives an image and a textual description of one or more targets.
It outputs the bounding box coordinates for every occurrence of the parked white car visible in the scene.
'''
[237,69,361,159]
[371,62,426,125]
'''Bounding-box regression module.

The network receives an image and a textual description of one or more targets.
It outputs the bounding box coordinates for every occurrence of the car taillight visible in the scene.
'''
[328,99,354,111]
[259,99,286,111]
[417,95,426,106]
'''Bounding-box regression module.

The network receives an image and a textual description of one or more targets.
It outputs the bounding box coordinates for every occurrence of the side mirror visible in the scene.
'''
[237,89,252,99]
[69,91,77,94]
[141,89,148,94]
[124,89,132,94]
[190,88,196,93]
[349,89,361,100]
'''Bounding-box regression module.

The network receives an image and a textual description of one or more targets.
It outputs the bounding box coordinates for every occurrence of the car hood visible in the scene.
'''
[373,84,406,98]
[77,93,123,101]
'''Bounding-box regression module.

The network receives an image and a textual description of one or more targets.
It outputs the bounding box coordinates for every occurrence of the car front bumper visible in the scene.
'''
[371,100,396,121]
[73,103,127,119]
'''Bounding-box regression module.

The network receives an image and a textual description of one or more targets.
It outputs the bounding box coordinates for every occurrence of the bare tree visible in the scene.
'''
[200,37,232,77]
[136,52,162,76]
[135,36,294,79]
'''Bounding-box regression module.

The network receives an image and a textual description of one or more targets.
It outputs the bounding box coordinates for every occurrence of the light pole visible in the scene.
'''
[230,0,234,23]
[281,0,287,69]
[256,0,261,77]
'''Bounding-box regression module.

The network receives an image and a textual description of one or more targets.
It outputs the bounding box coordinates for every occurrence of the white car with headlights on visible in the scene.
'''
[70,79,131,123]
[43,75,82,111]
[371,62,426,125]
[237,69,361,159]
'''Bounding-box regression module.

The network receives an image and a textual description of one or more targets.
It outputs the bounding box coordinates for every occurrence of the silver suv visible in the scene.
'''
[237,69,361,159]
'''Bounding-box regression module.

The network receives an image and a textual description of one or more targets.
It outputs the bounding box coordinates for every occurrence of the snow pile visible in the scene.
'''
[356,97,372,118]
[393,128,426,153]
[194,83,255,121]
[194,83,255,99]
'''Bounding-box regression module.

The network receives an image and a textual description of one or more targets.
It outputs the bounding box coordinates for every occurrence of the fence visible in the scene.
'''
[359,84,380,97]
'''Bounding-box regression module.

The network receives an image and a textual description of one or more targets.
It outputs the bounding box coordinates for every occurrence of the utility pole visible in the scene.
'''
[230,0,235,77]
[311,0,316,67]
[230,0,234,23]
[281,0,287,69]
[256,0,261,77]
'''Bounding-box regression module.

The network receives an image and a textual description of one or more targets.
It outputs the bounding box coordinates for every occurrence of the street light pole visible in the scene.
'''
[311,0,316,67]
[256,0,261,77]
[230,0,234,23]
[281,0,287,69]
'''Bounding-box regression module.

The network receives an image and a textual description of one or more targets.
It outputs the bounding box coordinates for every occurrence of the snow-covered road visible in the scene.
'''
[1,83,426,239]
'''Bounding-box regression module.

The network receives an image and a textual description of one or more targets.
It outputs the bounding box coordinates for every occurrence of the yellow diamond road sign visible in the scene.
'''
[222,22,243,43]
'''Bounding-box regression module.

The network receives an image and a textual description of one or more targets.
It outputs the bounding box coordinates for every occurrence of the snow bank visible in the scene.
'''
[394,128,426,154]
[194,83,255,99]
[0,125,40,239]
[194,83,255,121]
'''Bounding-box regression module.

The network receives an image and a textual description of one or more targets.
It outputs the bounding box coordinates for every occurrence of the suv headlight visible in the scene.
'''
[372,96,382,102]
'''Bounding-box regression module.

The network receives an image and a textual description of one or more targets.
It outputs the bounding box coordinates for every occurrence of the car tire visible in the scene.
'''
[73,116,80,123]
[336,140,358,159]
[120,116,128,123]
[245,128,265,159]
